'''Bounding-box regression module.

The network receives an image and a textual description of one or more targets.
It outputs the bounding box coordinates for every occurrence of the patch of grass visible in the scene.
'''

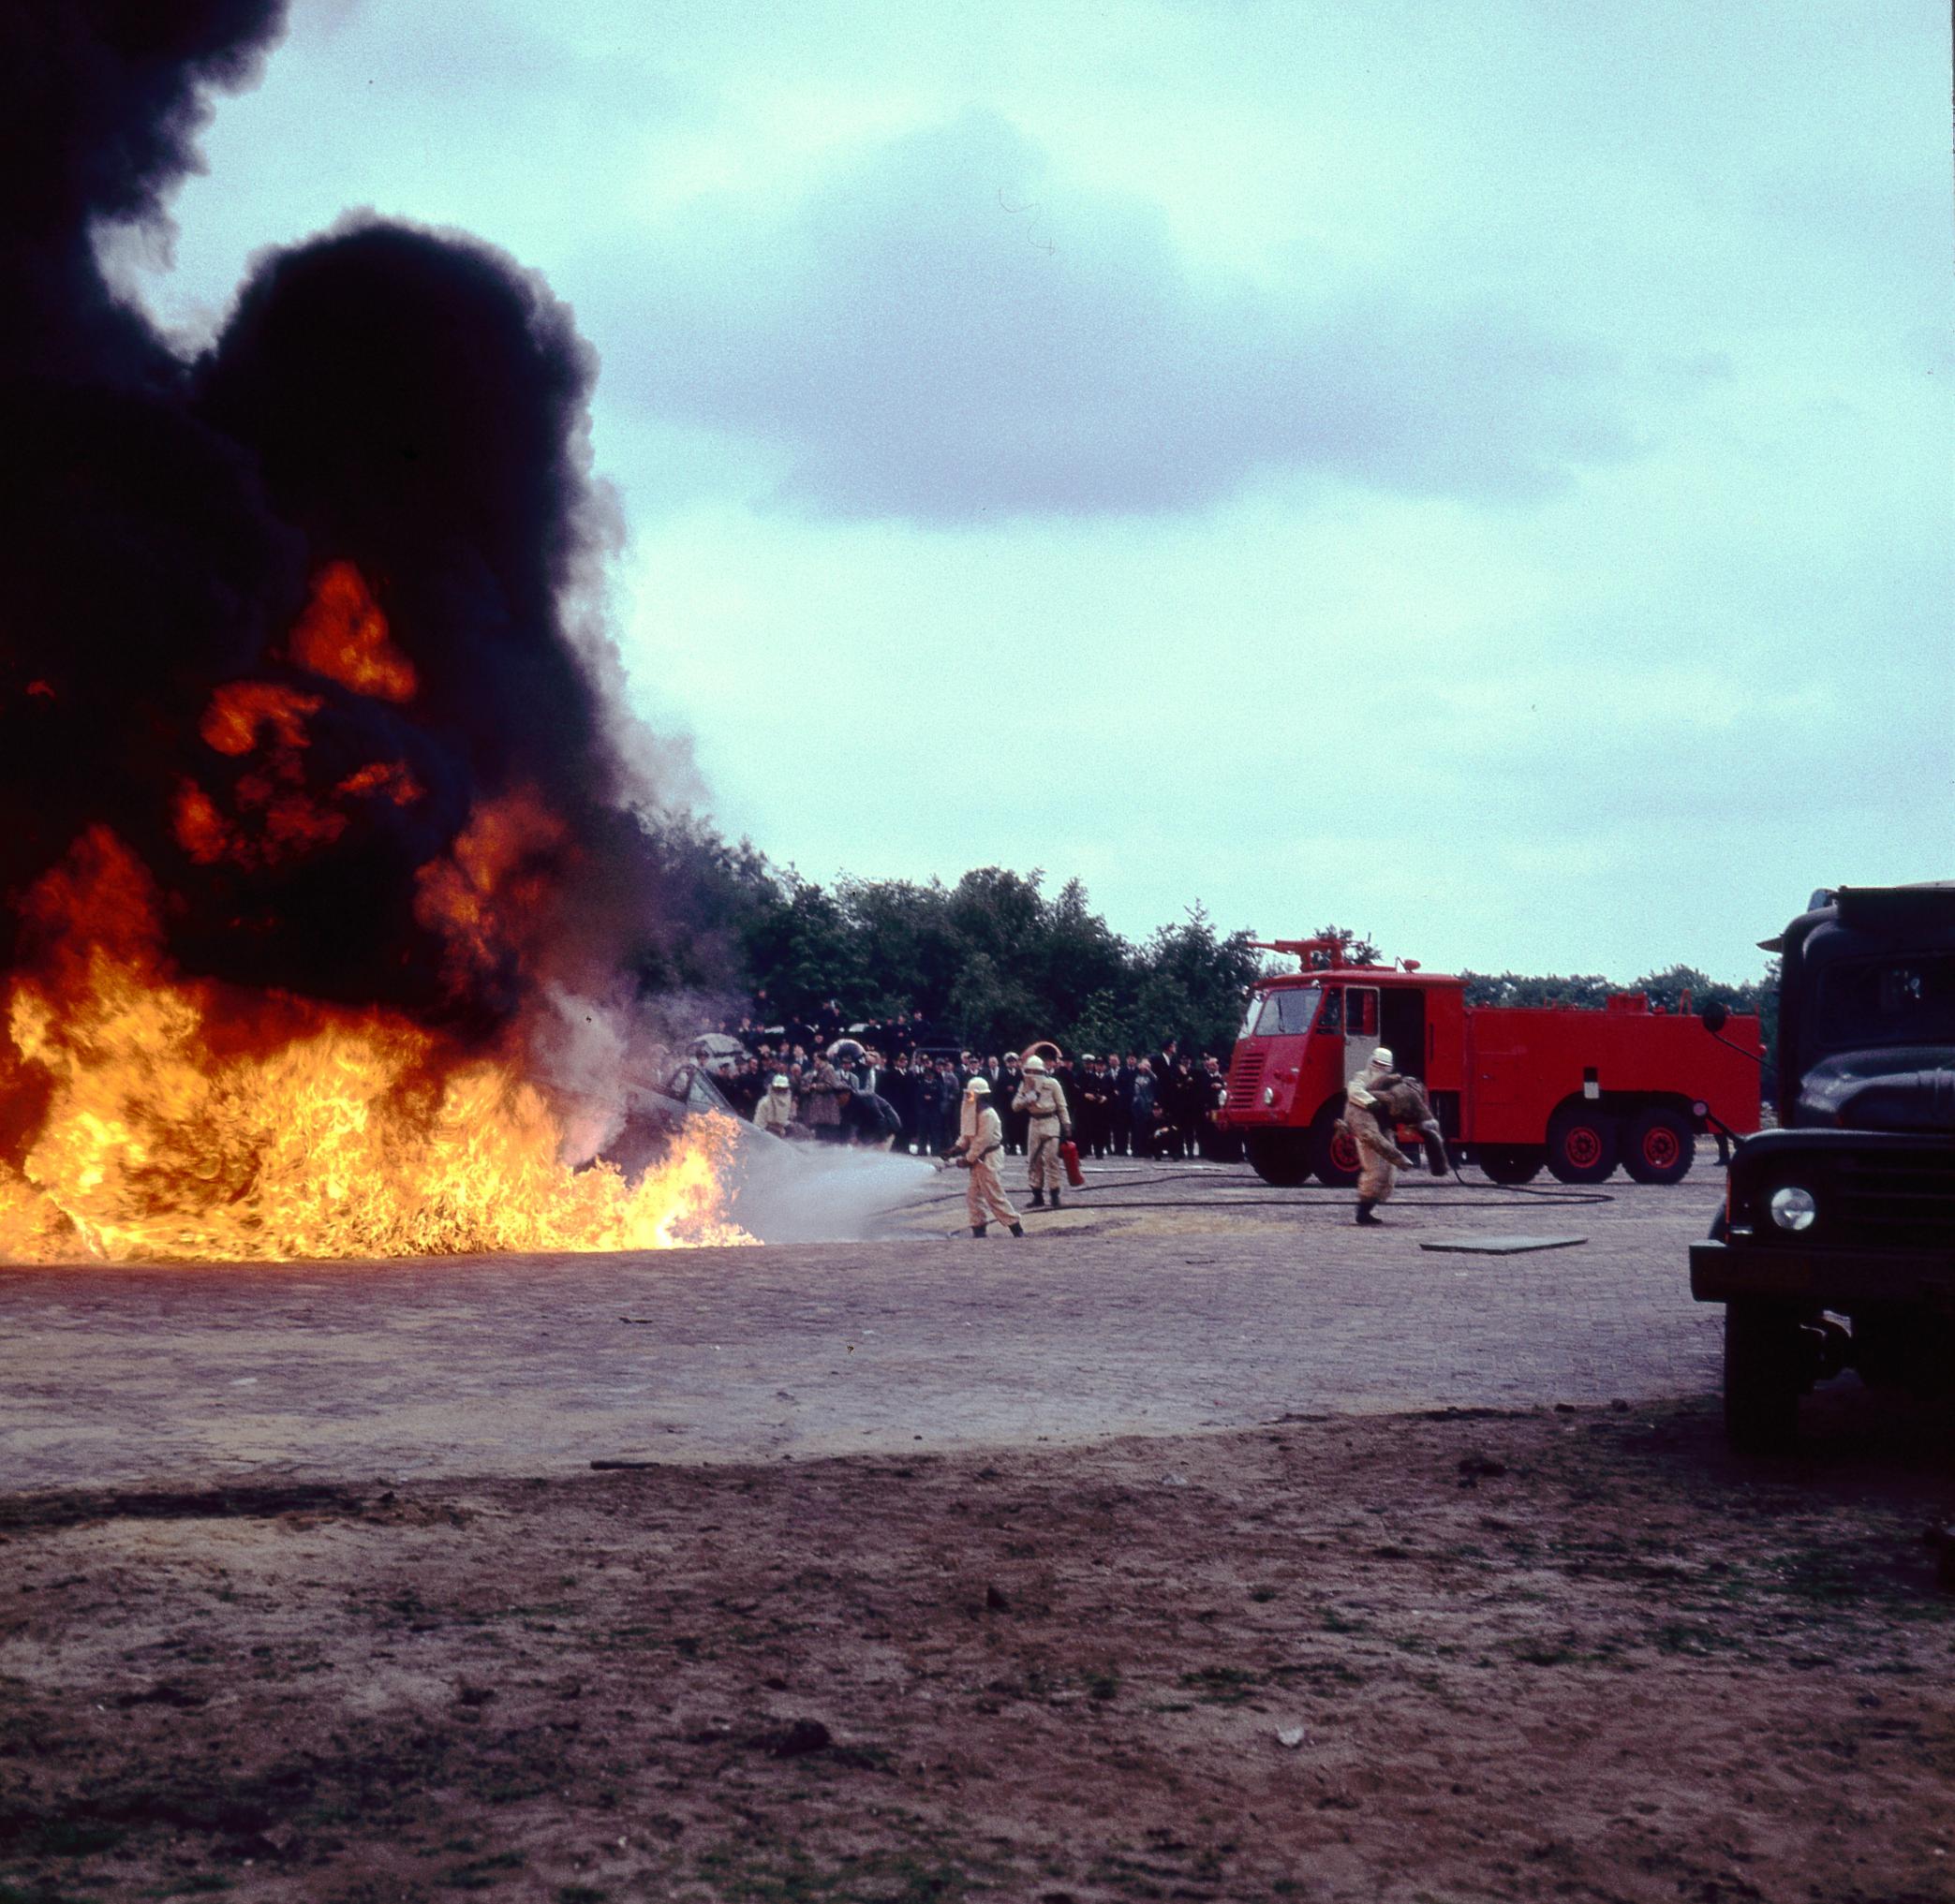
[692,1836,989,1902]
[1177,1666,1261,1705]
[1651,1621,1745,1658]
[0,1809,127,1858]
[441,1849,526,1890]
[1269,1659,1365,1688]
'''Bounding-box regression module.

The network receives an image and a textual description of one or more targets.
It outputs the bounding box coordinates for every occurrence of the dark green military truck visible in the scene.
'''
[1690,883,1955,1452]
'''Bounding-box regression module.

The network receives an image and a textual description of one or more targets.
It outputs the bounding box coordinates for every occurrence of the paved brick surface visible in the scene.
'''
[0,1162,1725,1487]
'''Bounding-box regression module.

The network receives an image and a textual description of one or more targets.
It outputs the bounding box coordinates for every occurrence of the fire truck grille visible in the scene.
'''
[1831,1148,1955,1249]
[1226,1054,1266,1112]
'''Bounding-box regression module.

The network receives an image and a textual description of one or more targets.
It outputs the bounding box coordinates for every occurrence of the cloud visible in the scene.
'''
[586,111,1633,524]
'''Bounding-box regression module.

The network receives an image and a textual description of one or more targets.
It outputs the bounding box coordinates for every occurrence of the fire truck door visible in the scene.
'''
[1380,987,1428,1079]
[1342,985,1381,1081]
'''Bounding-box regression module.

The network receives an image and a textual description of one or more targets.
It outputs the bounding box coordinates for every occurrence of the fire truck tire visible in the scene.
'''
[1244,1131,1312,1188]
[1475,1144,1545,1185]
[1546,1102,1619,1184]
[1622,1105,1694,1185]
[1723,1301,1805,1454]
[1307,1102,1360,1188]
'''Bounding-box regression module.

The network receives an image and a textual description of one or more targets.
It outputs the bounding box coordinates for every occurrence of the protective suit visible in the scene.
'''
[948,1080,1022,1237]
[1343,1047,1414,1225]
[1013,1056,1073,1207]
[752,1075,795,1137]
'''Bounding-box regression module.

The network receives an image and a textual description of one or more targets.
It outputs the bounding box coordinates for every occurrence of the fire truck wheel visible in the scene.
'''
[1545,1102,1619,1184]
[1476,1144,1545,1185]
[1723,1301,1805,1454]
[1622,1105,1694,1185]
[1307,1103,1360,1188]
[1244,1131,1311,1188]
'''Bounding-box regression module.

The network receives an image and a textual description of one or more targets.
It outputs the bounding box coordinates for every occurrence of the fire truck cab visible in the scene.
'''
[1224,937,1762,1188]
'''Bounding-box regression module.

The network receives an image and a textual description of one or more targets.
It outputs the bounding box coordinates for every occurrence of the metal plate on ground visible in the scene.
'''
[1418,1234,1588,1256]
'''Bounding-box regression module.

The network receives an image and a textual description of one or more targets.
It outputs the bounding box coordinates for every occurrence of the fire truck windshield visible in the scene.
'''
[1814,952,1955,1051]
[1244,985,1323,1039]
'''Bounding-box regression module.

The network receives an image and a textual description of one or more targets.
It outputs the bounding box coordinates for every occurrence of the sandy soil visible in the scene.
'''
[4,1387,1952,1903]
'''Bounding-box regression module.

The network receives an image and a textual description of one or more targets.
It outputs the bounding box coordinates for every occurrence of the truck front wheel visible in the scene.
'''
[1723,1301,1808,1454]
[1546,1103,1619,1184]
[1243,1130,1311,1188]
[1307,1102,1360,1188]
[1622,1105,1694,1185]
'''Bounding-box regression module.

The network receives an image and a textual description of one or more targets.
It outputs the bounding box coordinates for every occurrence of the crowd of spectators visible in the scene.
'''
[699,1001,1242,1161]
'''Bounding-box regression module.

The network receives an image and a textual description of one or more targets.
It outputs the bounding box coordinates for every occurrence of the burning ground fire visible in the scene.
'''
[0,827,752,1263]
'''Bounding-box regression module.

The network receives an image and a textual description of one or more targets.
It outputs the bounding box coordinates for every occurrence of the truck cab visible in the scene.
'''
[1224,941,1467,1186]
[1690,883,1955,1451]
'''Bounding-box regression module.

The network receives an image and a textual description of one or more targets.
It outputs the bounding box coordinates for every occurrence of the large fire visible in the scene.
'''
[7,25,757,1271]
[0,832,750,1262]
[0,565,753,1264]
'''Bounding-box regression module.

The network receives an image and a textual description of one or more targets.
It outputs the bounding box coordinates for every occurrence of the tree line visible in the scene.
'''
[632,819,1778,1076]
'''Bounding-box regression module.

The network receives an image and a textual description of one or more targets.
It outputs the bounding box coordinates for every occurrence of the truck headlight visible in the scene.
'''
[1262,1086,1275,1106]
[1768,1185,1816,1232]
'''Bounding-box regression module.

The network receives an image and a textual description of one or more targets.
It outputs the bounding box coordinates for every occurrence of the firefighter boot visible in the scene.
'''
[1030,1188,1045,1208]
[971,1223,987,1238]
[1009,1222,1025,1237]
[1355,1199,1382,1227]
[1049,1188,1062,1209]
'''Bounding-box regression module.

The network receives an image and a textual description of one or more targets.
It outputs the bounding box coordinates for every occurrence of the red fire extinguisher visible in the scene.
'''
[1060,1139,1085,1188]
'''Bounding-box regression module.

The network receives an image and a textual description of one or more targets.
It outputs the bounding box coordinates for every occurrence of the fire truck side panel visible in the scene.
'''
[1463,1005,1762,1144]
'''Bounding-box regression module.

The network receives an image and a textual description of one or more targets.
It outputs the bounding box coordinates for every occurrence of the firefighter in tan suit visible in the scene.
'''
[947,1077,1023,1238]
[1344,1047,1414,1226]
[1013,1054,1073,1209]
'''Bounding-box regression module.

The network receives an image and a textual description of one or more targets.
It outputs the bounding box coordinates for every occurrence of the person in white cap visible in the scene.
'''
[946,1076,1023,1238]
[1343,1046,1414,1225]
[1012,1054,1073,1209]
[752,1073,796,1138]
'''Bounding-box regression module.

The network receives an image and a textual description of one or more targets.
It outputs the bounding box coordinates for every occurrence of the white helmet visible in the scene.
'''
[1022,1054,1047,1072]
[1369,1047,1395,1070]
[770,1074,790,1088]
[966,1076,991,1094]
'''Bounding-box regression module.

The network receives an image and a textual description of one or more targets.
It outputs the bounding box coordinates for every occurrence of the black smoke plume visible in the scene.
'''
[1,0,683,1029]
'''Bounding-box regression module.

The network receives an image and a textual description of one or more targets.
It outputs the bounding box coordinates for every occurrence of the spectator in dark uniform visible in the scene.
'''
[998,1053,1028,1154]
[1170,1055,1206,1160]
[1198,1055,1239,1160]
[1112,1054,1138,1156]
[1076,1055,1114,1158]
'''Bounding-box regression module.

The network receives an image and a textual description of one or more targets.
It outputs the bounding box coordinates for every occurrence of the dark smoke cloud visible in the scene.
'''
[1,1,685,1031]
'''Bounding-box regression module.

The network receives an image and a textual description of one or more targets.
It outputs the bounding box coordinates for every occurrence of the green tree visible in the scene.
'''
[737,870,864,1017]
[1132,906,1265,1055]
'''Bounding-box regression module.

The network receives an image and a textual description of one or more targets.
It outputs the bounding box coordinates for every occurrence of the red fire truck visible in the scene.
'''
[1222,937,1763,1188]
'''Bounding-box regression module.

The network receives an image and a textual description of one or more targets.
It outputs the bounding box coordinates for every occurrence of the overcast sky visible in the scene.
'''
[120,0,1951,982]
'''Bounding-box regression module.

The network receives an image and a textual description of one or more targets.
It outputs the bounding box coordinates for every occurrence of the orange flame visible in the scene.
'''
[176,677,427,871]
[200,680,321,757]
[413,787,567,997]
[289,561,417,701]
[0,833,752,1263]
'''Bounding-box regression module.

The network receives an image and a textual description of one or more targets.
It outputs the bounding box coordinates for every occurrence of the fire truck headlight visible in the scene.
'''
[1262,1086,1276,1106]
[1768,1185,1816,1232]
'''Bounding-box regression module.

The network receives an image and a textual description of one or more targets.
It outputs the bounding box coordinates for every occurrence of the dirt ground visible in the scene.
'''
[4,1385,1953,1903]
